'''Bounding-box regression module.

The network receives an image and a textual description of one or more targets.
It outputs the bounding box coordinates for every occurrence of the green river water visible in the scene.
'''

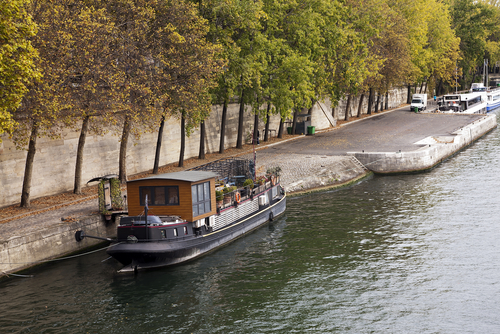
[2,112,500,333]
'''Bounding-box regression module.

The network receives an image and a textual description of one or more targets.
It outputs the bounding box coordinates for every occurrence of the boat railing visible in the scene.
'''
[217,174,281,210]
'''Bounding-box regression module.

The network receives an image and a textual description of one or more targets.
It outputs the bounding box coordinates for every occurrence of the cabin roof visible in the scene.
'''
[128,171,218,184]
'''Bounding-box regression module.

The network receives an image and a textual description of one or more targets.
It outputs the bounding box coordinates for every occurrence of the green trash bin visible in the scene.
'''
[287,127,292,134]
[414,107,418,113]
[307,126,315,135]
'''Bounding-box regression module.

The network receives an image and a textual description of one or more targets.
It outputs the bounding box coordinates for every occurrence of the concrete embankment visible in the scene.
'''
[350,114,497,173]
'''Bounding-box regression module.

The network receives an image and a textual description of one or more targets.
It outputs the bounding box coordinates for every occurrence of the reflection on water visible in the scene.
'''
[2,113,500,333]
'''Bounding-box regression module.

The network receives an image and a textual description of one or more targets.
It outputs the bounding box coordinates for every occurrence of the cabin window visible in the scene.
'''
[192,181,211,217]
[173,228,178,237]
[160,230,166,238]
[139,186,179,206]
[184,226,188,235]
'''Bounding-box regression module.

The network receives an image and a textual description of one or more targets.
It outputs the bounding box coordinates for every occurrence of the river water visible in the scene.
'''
[2,112,500,334]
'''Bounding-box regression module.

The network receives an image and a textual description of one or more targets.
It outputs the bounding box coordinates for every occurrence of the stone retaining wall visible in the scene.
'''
[0,215,117,275]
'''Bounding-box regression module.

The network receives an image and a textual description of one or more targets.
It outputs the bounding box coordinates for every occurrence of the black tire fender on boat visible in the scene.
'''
[269,211,274,221]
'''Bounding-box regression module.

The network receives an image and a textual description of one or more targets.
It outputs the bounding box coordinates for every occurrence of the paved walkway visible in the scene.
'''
[260,109,484,155]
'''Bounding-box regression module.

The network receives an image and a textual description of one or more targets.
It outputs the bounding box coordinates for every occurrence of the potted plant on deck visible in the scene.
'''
[255,176,266,186]
[242,179,254,197]
[223,186,237,205]
[216,190,224,208]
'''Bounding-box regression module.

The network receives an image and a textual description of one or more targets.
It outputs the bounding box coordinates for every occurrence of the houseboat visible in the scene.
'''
[78,158,286,273]
[486,88,500,111]
[438,92,487,114]
[469,83,500,111]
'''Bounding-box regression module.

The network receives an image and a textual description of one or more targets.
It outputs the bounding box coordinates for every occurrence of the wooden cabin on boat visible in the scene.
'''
[126,171,218,222]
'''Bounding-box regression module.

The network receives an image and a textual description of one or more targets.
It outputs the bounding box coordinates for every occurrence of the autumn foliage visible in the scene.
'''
[2,0,500,206]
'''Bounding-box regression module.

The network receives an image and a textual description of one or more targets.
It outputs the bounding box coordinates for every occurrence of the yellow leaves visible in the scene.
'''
[0,0,40,139]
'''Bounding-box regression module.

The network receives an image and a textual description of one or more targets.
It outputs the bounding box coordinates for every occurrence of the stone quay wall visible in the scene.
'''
[0,87,409,208]
[350,114,497,173]
[0,214,117,275]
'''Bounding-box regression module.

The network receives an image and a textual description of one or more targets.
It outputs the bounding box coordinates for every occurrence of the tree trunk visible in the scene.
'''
[236,92,245,149]
[264,103,271,142]
[469,75,477,90]
[407,84,411,104]
[291,110,298,135]
[198,120,206,160]
[20,121,38,207]
[74,115,90,194]
[385,91,389,110]
[119,116,130,183]
[332,106,338,120]
[436,79,443,96]
[179,113,185,167]
[367,88,373,115]
[344,94,351,121]
[357,94,364,117]
[419,81,424,93]
[253,113,259,144]
[153,115,165,174]
[277,117,284,138]
[375,93,381,113]
[219,99,227,153]
[308,99,315,114]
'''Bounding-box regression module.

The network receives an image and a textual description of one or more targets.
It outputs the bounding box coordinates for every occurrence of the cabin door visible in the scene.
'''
[104,182,112,210]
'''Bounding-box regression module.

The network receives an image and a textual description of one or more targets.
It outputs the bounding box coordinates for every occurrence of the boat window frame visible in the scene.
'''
[466,95,482,109]
[192,181,211,218]
[139,186,180,206]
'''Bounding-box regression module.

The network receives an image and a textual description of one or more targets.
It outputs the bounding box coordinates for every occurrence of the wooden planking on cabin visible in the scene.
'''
[126,177,216,222]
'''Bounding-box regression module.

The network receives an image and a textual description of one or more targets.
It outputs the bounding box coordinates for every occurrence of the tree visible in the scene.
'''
[481,1,500,72]
[425,0,460,94]
[259,0,323,136]
[451,0,497,88]
[0,0,40,139]
[319,0,380,118]
[364,0,411,106]
[150,0,224,169]
[102,0,220,182]
[197,0,265,153]
[65,4,120,194]
[153,115,166,174]
[14,0,75,207]
[198,120,206,159]
[105,0,158,183]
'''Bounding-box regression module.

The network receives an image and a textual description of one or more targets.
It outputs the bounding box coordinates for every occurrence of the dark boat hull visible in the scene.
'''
[107,194,286,272]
